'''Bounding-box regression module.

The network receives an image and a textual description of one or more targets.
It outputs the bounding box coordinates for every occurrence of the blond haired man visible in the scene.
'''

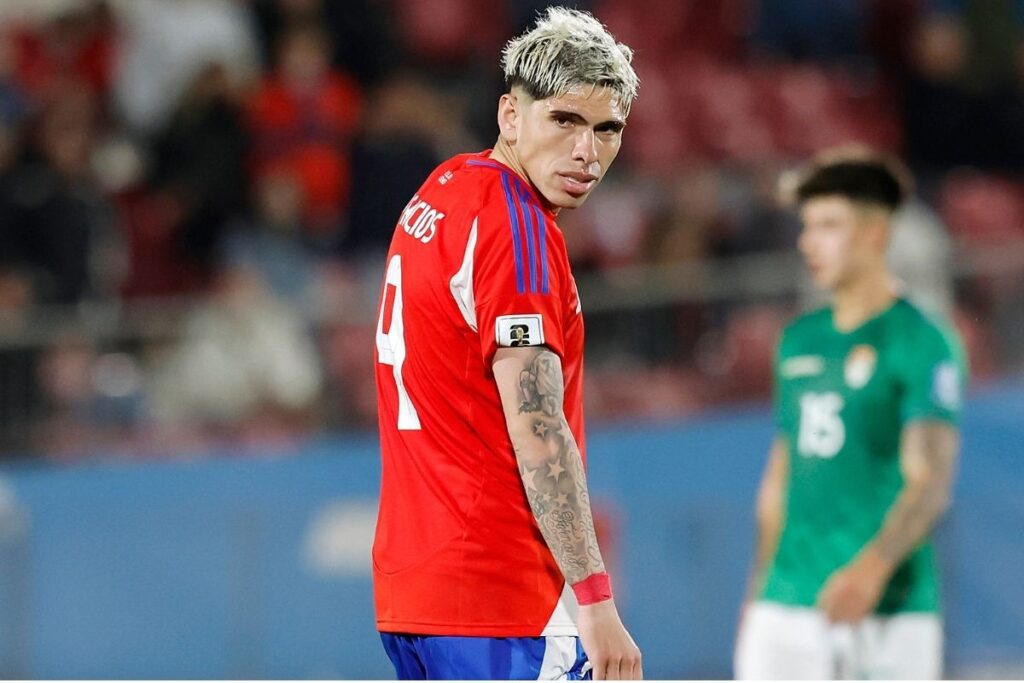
[372,7,641,680]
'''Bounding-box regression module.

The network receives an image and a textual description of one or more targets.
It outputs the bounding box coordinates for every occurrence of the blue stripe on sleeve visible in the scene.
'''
[499,173,526,294]
[517,183,538,293]
[530,203,549,294]
[466,159,507,171]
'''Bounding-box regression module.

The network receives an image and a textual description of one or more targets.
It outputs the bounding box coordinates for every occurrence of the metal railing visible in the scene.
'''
[0,243,1021,457]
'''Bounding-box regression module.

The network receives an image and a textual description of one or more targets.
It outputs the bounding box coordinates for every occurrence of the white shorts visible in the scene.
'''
[734,601,943,679]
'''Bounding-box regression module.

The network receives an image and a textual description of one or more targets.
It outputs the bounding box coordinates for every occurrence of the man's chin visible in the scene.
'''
[552,190,589,210]
[815,274,840,291]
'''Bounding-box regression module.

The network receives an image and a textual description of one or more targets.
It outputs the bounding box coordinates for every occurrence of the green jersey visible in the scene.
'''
[761,298,966,614]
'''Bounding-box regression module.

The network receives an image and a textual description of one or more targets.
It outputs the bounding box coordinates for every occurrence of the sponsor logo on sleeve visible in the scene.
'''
[932,361,961,410]
[496,314,545,347]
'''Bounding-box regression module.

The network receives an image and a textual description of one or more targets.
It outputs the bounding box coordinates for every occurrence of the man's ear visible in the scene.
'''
[862,207,891,251]
[497,93,520,145]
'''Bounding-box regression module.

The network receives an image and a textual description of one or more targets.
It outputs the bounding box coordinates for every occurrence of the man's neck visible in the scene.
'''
[488,139,559,215]
[488,139,526,179]
[832,268,897,332]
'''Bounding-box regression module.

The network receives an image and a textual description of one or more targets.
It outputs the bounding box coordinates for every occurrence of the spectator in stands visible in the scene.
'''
[343,72,475,260]
[6,0,115,105]
[247,21,362,244]
[903,1,1024,172]
[726,162,802,257]
[113,0,259,134]
[0,83,124,305]
[151,62,249,273]
[0,269,40,456]
[250,0,400,86]
[221,168,322,310]
[646,166,730,265]
[148,265,323,435]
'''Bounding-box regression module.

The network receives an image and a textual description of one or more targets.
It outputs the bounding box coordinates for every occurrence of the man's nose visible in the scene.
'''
[572,129,598,165]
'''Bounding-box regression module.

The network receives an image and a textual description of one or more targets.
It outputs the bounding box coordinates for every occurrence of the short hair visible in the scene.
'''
[501,7,639,116]
[787,147,912,212]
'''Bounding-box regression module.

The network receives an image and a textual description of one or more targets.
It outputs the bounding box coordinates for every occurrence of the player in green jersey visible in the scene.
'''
[734,148,966,679]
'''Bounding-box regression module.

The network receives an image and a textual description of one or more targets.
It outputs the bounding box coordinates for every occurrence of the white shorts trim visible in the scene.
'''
[538,636,579,680]
[541,582,580,637]
[734,601,942,679]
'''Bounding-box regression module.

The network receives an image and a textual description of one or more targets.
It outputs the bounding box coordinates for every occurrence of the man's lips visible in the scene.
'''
[559,172,598,196]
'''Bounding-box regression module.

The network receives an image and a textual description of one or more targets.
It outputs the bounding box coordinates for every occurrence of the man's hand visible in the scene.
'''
[820,421,958,624]
[577,599,642,680]
[817,549,893,623]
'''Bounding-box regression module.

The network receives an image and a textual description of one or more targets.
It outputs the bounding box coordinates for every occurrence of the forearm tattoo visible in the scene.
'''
[514,349,604,584]
[875,424,956,564]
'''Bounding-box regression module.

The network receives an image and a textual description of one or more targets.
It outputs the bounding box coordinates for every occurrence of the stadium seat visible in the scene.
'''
[939,173,1024,245]
[714,306,788,401]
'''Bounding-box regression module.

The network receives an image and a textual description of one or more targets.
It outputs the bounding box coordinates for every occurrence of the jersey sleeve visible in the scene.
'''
[471,186,566,366]
[897,320,967,425]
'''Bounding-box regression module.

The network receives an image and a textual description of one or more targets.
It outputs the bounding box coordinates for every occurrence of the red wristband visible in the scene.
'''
[571,572,613,606]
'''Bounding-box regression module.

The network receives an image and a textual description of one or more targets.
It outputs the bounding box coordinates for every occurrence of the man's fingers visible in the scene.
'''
[632,651,644,680]
[604,657,622,681]
[621,655,642,680]
[591,658,607,681]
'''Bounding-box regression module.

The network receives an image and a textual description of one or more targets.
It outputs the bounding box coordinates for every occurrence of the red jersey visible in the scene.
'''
[372,152,586,637]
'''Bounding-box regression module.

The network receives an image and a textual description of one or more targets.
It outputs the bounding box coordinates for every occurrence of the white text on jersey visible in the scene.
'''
[399,194,444,244]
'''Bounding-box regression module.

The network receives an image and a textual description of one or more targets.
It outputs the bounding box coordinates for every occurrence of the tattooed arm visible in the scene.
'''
[818,421,959,622]
[494,346,602,582]
[493,345,642,680]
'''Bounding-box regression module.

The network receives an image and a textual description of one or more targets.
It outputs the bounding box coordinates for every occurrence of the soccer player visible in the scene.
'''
[734,149,966,679]
[371,8,642,680]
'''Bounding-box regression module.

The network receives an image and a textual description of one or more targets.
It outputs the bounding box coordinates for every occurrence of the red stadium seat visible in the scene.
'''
[711,306,788,401]
[939,173,1024,246]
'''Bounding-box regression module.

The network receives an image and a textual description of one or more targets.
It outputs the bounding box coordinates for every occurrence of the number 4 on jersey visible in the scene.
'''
[375,255,422,430]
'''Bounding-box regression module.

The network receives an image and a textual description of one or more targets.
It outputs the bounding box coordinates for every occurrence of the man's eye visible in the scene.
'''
[554,116,572,127]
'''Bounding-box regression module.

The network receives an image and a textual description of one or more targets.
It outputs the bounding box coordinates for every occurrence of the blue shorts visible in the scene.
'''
[380,632,591,680]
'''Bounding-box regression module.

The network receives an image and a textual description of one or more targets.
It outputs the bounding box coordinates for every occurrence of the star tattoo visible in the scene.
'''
[547,460,565,480]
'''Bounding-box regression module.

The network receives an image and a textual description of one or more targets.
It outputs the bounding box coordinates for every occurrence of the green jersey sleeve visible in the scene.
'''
[897,320,966,425]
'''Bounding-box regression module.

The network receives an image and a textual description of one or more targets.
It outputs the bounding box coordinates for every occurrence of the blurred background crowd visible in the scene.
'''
[0,0,1022,459]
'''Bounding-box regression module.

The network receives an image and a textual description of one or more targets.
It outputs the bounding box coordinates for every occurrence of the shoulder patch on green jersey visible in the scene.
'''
[931,360,963,411]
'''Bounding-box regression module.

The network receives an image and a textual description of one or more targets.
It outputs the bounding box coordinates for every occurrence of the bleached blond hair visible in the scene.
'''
[501,7,639,116]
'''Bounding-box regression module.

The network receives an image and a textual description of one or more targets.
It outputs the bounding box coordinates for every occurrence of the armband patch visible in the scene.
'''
[496,314,545,347]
